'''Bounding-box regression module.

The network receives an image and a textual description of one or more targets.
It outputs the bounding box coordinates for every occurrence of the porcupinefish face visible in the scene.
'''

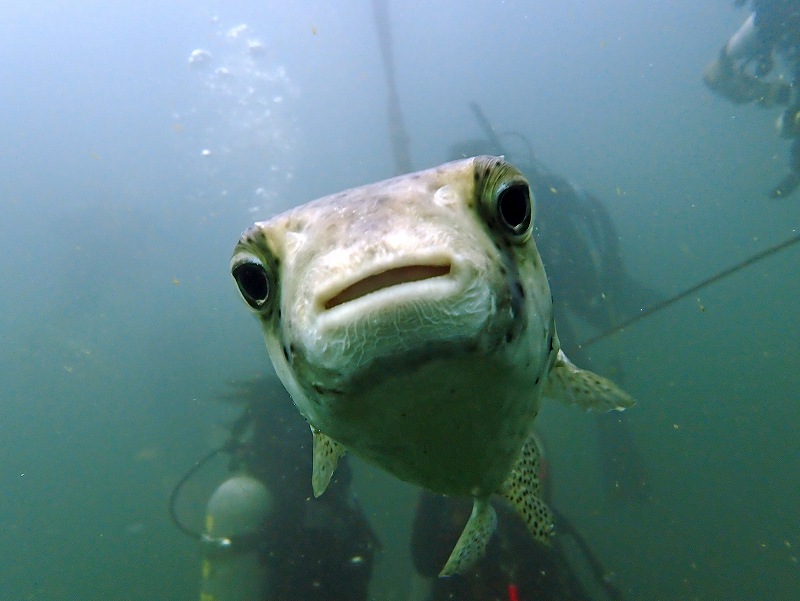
[232,156,555,495]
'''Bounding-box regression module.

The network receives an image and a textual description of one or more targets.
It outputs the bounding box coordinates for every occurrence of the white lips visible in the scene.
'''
[322,263,452,310]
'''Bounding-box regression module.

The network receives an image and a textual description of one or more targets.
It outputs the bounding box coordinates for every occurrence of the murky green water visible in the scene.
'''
[2,2,798,600]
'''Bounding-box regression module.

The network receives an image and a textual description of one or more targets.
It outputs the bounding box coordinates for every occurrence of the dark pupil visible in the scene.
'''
[234,263,269,303]
[497,184,531,232]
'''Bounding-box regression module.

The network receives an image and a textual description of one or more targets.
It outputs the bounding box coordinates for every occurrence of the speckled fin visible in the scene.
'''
[498,435,554,544]
[439,497,497,577]
[311,427,346,497]
[544,349,635,411]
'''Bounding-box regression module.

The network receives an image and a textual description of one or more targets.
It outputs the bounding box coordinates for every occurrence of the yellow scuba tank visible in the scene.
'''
[199,474,273,601]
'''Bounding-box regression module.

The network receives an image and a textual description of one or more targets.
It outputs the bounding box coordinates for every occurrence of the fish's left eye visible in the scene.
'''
[495,182,532,242]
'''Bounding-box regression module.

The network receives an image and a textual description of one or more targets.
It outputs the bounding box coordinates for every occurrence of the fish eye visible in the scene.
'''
[495,182,532,241]
[232,258,270,310]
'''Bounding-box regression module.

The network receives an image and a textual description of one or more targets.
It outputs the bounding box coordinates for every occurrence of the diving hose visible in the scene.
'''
[579,230,800,348]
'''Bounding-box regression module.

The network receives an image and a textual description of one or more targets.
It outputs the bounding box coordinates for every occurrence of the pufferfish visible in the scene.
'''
[231,156,634,575]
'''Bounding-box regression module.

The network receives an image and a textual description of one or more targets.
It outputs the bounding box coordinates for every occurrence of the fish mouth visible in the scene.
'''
[322,263,452,310]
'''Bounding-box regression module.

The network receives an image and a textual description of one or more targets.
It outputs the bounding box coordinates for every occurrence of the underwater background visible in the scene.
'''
[1,1,798,599]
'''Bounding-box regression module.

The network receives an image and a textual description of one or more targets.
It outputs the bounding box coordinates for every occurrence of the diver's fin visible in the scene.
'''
[311,427,346,497]
[769,171,800,198]
[498,434,554,544]
[439,497,497,577]
[544,349,635,411]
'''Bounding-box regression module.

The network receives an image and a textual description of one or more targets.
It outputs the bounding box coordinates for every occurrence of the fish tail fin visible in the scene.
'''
[439,497,497,577]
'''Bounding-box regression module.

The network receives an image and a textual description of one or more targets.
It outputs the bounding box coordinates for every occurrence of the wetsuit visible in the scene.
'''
[231,384,379,601]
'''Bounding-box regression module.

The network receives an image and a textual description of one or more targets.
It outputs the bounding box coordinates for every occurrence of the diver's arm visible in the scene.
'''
[704,13,791,108]
[704,47,790,107]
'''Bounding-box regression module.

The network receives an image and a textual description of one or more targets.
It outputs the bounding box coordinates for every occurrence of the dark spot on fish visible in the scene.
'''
[505,331,515,343]
[312,382,344,396]
[534,376,540,385]
[548,335,554,352]
[514,281,525,299]
[283,345,290,361]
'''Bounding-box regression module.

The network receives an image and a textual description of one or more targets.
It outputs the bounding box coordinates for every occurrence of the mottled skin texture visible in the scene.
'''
[232,157,555,497]
[231,157,634,575]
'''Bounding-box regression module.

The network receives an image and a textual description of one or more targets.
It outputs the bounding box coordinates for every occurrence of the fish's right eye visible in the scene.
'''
[232,259,270,310]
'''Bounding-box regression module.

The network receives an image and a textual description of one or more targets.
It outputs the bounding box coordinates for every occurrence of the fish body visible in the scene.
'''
[232,157,633,575]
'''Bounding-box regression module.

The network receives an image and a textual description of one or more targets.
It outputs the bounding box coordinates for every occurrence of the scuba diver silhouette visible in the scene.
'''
[704,0,800,197]
[453,104,655,504]
[170,376,379,601]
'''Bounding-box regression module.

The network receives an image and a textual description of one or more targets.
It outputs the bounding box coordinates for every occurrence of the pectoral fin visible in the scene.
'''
[311,427,346,497]
[544,349,635,411]
[498,434,554,544]
[439,497,497,577]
